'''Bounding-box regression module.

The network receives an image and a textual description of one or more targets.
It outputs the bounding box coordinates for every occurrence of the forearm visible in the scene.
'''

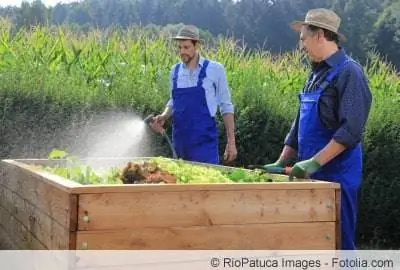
[222,113,235,144]
[164,67,175,121]
[161,106,173,120]
[290,139,346,179]
[280,145,297,161]
[217,65,235,144]
[314,139,347,166]
[284,109,300,151]
[331,61,372,148]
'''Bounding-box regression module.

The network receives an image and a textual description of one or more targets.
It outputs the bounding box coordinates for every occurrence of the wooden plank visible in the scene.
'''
[0,161,78,233]
[76,222,336,250]
[0,223,17,249]
[77,189,336,231]
[0,184,75,249]
[68,181,339,194]
[0,205,47,249]
[69,195,78,249]
[335,188,341,249]
[1,160,81,190]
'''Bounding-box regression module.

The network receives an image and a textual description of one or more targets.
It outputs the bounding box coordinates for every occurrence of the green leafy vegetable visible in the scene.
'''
[35,150,288,185]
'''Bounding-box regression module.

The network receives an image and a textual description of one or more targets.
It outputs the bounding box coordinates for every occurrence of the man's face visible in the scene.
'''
[299,25,321,62]
[177,40,197,64]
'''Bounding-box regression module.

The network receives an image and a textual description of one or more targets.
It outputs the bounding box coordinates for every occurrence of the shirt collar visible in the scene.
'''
[324,47,347,67]
[311,47,347,71]
[181,54,205,69]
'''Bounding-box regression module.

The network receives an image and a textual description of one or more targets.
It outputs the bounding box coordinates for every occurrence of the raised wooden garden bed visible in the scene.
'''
[0,157,341,250]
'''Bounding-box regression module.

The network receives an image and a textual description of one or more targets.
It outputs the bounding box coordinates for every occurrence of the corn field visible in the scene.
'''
[0,19,400,249]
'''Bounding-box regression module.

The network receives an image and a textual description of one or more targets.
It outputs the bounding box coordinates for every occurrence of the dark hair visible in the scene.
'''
[307,25,339,44]
[178,39,198,46]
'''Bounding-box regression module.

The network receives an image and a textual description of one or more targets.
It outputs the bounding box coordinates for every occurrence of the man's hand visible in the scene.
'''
[263,159,286,173]
[224,141,237,162]
[290,158,321,179]
[149,114,167,134]
[148,107,173,134]
[263,145,296,173]
[263,164,285,174]
[222,113,237,162]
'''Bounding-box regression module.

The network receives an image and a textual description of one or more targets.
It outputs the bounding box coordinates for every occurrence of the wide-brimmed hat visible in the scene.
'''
[290,8,347,42]
[171,25,202,42]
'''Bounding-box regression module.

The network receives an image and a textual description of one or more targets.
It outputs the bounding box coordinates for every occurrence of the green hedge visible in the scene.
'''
[0,21,399,249]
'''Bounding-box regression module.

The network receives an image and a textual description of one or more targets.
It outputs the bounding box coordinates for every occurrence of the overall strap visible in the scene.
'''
[318,59,351,91]
[197,60,210,87]
[304,69,328,93]
[303,72,314,92]
[172,63,180,89]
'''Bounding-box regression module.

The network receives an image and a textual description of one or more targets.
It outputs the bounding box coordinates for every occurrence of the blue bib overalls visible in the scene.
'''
[171,60,219,164]
[298,58,362,250]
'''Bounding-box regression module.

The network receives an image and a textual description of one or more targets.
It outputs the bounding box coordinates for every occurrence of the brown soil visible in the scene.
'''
[119,161,177,184]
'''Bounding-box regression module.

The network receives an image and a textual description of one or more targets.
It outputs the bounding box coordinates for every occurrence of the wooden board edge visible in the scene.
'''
[1,159,82,192]
[69,194,79,232]
[335,188,341,250]
[2,158,340,195]
[69,194,78,250]
[69,231,77,250]
[68,181,341,194]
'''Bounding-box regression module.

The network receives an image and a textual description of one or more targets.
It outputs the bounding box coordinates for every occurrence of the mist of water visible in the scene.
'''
[64,110,156,172]
[85,117,146,158]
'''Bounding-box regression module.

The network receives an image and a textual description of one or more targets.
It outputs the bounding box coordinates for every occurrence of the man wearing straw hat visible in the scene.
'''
[263,9,372,250]
[149,25,237,164]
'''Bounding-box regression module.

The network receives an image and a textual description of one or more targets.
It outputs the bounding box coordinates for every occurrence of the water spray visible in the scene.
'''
[143,114,178,159]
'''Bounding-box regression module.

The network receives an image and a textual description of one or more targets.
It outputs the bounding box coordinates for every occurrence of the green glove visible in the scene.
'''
[263,157,287,173]
[290,158,321,179]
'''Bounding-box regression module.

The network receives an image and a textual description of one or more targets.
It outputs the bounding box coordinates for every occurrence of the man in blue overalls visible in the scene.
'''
[263,9,372,250]
[149,25,237,164]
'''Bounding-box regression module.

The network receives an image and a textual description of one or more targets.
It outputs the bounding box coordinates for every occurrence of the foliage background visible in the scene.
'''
[0,0,399,249]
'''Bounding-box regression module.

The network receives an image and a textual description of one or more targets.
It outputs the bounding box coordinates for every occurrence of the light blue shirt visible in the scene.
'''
[166,56,234,117]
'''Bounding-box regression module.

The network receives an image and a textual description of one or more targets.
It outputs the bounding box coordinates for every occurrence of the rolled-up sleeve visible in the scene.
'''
[333,62,372,148]
[216,64,235,115]
[284,109,299,150]
[166,66,174,109]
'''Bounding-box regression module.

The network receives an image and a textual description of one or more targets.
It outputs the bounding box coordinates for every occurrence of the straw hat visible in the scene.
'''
[172,25,202,42]
[291,8,347,42]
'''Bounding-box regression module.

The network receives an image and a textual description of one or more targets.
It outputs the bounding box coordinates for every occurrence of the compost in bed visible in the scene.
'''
[119,160,177,184]
[34,150,289,185]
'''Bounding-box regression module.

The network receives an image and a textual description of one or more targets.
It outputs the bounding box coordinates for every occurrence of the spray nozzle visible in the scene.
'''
[143,114,155,125]
[143,113,177,159]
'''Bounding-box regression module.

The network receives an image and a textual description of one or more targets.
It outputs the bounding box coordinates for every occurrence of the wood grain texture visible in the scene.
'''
[1,159,81,190]
[335,188,341,249]
[0,158,340,251]
[68,181,339,194]
[77,188,336,231]
[0,161,78,249]
[0,223,17,249]
[0,185,74,249]
[76,222,336,250]
[0,162,76,227]
[0,205,46,249]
